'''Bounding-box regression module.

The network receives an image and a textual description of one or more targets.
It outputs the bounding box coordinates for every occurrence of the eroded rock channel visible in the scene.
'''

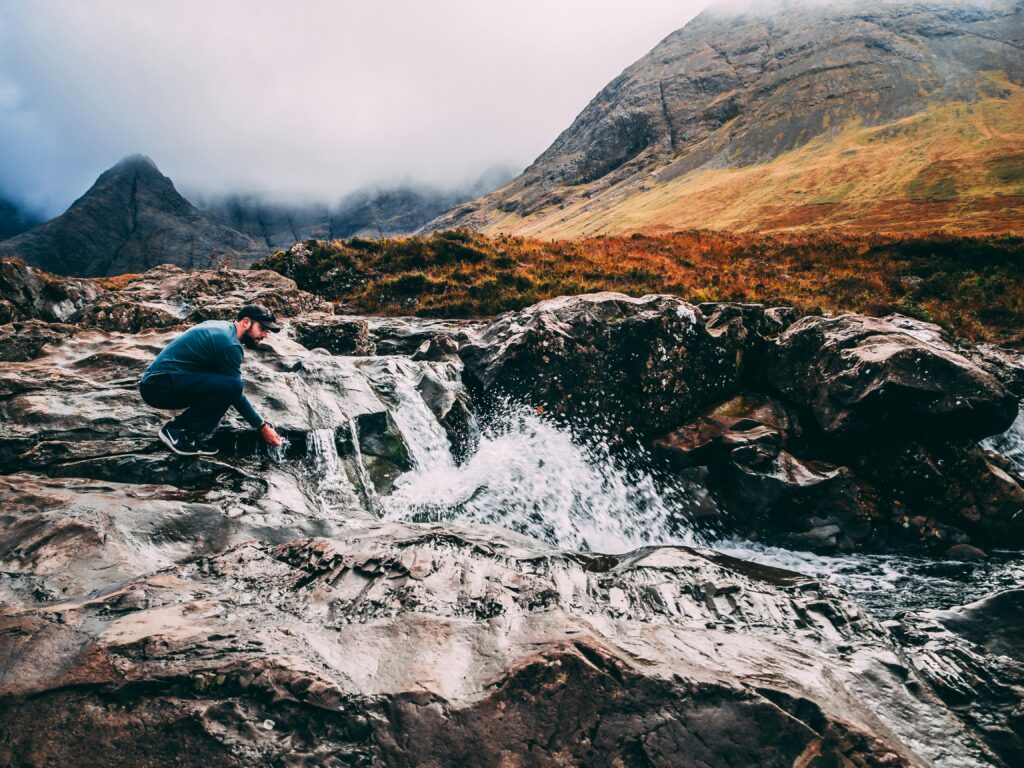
[1,259,1022,766]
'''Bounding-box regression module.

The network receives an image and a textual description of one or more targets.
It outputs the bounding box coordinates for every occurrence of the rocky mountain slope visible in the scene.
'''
[1,259,1023,764]
[425,0,1024,236]
[0,157,514,276]
[0,156,267,277]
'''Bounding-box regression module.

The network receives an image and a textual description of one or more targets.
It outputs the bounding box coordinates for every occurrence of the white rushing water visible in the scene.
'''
[307,360,1024,617]
[383,367,457,473]
[983,409,1024,473]
[306,428,362,512]
[381,404,703,553]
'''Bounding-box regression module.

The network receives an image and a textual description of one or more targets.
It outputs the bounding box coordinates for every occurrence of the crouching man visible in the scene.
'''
[140,304,284,456]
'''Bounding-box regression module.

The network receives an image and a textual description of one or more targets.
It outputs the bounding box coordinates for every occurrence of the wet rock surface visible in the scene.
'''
[895,589,1024,767]
[0,521,1001,768]
[292,314,376,356]
[768,314,1018,442]
[73,264,333,333]
[1,269,1023,766]
[0,257,103,322]
[463,295,1024,553]
[459,292,740,438]
[363,315,483,356]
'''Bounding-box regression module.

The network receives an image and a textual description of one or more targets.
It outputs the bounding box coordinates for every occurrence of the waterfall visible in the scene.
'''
[306,428,361,512]
[381,405,702,554]
[368,359,456,472]
[983,409,1024,473]
[347,415,382,514]
[389,379,456,473]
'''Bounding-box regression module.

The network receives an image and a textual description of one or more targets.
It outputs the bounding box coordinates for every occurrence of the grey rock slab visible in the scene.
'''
[0,522,998,766]
[0,257,103,322]
[361,315,484,356]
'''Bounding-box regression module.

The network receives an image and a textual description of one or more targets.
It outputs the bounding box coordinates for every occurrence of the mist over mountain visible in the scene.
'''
[0,197,43,241]
[196,166,515,249]
[425,0,1024,236]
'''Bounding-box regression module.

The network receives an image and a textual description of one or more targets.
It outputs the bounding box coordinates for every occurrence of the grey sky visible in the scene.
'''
[0,0,708,215]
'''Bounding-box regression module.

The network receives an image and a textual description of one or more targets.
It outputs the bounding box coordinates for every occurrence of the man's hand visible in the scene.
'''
[260,423,283,447]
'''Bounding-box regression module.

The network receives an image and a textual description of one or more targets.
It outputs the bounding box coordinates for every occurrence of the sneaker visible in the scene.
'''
[159,423,218,456]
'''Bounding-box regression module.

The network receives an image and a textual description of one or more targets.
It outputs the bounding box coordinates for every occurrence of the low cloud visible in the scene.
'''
[0,0,707,215]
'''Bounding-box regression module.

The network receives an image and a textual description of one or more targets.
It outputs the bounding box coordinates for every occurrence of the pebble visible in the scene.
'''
[946,544,987,561]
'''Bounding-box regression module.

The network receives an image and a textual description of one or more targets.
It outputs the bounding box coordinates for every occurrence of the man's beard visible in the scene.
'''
[241,329,262,349]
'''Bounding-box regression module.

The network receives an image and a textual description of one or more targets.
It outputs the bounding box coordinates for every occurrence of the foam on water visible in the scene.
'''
[382,405,703,553]
[714,539,1024,618]
[308,359,1024,618]
[983,410,1024,473]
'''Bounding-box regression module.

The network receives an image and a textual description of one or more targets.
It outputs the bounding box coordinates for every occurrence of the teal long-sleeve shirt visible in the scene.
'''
[141,320,264,428]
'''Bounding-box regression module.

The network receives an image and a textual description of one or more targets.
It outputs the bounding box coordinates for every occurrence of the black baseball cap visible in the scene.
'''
[237,304,281,332]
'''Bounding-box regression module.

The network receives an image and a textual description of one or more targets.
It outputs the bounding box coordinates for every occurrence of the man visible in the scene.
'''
[140,304,284,456]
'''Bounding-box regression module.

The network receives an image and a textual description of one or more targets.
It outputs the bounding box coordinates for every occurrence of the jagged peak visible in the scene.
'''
[92,154,168,188]
[111,153,159,172]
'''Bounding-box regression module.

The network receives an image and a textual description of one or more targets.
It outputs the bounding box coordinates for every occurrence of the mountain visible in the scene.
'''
[424,0,1024,237]
[0,156,267,277]
[0,197,43,241]
[198,167,516,250]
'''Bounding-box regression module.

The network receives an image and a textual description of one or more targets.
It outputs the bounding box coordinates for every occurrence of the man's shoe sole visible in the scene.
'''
[159,429,218,457]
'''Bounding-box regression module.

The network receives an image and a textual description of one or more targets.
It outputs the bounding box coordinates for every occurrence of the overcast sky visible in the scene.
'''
[0,0,709,215]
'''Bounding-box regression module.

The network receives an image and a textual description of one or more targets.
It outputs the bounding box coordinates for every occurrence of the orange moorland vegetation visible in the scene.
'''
[253,229,1024,344]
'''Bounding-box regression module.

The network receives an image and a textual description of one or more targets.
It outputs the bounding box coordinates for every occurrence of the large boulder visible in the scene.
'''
[0,258,103,322]
[768,314,1018,443]
[291,313,376,355]
[364,315,484,356]
[653,394,881,552]
[71,264,332,332]
[698,302,798,383]
[460,293,742,437]
[853,439,1024,549]
[883,313,1024,400]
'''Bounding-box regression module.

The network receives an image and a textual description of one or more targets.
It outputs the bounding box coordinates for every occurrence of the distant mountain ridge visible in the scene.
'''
[424,0,1024,236]
[0,157,514,276]
[0,156,266,277]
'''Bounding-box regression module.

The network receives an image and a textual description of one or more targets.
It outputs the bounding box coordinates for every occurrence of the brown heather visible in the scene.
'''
[253,229,1024,344]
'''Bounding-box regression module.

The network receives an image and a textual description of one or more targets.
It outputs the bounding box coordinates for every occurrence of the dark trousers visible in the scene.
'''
[139,372,244,435]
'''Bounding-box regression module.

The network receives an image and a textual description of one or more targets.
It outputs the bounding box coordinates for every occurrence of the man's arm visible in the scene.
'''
[216,340,281,445]
[215,342,264,429]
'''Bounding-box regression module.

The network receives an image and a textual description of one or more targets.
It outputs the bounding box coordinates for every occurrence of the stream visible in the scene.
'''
[304,363,1024,621]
